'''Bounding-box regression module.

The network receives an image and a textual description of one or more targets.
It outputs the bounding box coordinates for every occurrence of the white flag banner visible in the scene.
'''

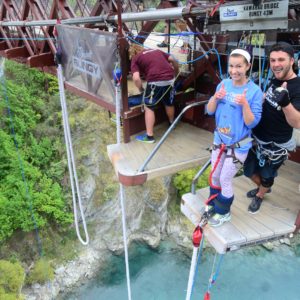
[56,25,118,105]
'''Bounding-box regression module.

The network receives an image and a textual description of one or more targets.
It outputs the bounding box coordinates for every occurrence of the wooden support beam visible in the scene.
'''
[64,82,116,112]
[0,28,13,48]
[5,46,29,58]
[27,52,54,67]
[0,41,8,50]
[57,0,76,19]
[26,0,56,53]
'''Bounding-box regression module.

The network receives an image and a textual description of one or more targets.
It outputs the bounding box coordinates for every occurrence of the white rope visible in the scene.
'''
[207,251,217,290]
[115,84,122,144]
[115,81,132,300]
[185,246,199,300]
[57,64,89,245]
[119,183,132,300]
[0,57,5,77]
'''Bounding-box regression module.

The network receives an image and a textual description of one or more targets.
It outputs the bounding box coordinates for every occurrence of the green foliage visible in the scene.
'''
[0,260,24,299]
[154,21,178,34]
[172,165,211,197]
[27,259,54,284]
[0,60,72,242]
[154,21,166,33]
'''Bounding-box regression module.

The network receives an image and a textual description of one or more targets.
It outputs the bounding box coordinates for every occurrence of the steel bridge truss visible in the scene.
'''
[1,0,300,142]
[0,0,145,67]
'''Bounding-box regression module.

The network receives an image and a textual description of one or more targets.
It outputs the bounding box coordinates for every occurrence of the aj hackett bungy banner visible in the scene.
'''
[56,25,117,105]
[73,45,100,79]
[220,0,288,31]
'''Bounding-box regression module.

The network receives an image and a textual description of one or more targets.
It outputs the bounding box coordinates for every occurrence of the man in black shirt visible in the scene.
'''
[244,42,300,213]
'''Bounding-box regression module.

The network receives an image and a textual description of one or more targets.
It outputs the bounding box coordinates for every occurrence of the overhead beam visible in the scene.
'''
[0,6,208,27]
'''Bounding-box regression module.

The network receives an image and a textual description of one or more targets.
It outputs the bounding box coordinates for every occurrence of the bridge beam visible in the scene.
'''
[27,52,54,68]
[4,46,29,59]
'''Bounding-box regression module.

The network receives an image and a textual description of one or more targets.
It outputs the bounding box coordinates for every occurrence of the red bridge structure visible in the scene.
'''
[0,0,299,149]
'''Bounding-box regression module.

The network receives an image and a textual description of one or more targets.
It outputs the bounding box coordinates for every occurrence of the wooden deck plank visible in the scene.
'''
[232,183,292,235]
[204,222,247,253]
[230,206,267,241]
[107,122,213,185]
[235,191,296,227]
[232,177,296,235]
[199,185,275,240]
[181,160,300,253]
[181,192,205,225]
[233,196,294,236]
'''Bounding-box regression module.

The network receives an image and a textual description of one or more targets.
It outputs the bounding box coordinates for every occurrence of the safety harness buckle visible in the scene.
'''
[199,208,215,228]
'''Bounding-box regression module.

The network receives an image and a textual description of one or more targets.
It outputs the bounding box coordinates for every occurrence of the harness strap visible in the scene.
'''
[253,136,289,167]
[211,136,253,151]
[205,193,218,206]
[211,136,253,164]
[209,144,226,190]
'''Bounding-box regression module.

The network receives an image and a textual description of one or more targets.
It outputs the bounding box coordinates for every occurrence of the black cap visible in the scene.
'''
[270,42,294,58]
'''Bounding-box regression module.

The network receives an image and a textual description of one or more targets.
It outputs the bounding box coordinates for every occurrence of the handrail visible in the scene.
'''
[191,158,211,195]
[138,100,208,173]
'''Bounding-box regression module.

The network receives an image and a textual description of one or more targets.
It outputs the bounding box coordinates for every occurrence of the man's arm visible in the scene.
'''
[132,71,144,92]
[283,104,300,129]
[168,55,179,75]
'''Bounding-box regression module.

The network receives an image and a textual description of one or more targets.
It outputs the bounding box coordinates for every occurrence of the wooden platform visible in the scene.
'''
[181,160,300,254]
[107,122,212,185]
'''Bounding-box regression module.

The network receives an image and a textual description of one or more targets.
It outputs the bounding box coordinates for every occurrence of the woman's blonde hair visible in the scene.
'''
[129,43,144,59]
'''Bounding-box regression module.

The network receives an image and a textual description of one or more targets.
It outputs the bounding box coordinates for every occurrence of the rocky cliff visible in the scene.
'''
[23,95,194,300]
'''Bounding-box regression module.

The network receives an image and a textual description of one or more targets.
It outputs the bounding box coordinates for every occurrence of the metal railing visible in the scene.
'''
[138,100,208,173]
[191,158,211,195]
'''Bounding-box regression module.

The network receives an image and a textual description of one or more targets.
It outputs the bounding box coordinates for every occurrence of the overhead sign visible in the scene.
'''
[220,0,289,31]
[56,25,117,105]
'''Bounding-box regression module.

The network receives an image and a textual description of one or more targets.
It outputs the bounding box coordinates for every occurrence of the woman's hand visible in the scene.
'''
[213,83,226,101]
[235,89,248,106]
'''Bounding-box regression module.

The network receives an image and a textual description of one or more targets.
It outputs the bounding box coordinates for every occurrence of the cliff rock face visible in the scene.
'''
[24,96,193,299]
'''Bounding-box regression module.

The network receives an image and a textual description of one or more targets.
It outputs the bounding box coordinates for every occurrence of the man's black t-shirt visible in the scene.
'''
[253,77,300,143]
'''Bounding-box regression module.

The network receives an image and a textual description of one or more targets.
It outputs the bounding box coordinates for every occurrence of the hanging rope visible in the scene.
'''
[113,59,132,300]
[263,67,272,93]
[204,252,224,300]
[113,62,122,144]
[56,58,89,246]
[260,54,266,90]
[185,229,205,300]
[185,242,200,300]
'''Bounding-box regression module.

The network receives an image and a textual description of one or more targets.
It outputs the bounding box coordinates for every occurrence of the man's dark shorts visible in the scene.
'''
[244,148,285,179]
[143,83,175,110]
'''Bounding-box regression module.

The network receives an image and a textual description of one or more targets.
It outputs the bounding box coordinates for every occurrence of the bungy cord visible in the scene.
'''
[114,67,132,300]
[57,64,89,245]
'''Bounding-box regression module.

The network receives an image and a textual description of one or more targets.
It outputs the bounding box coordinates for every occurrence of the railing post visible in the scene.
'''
[138,100,208,173]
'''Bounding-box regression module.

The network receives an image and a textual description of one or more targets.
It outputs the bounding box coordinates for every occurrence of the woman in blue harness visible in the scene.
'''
[206,49,263,227]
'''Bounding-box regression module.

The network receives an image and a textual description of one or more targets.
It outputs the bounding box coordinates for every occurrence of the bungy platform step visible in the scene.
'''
[181,160,300,254]
[107,122,213,186]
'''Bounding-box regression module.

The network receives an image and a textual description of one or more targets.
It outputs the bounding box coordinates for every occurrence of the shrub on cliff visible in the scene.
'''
[0,60,72,242]
[26,259,54,284]
[0,260,25,300]
[172,166,210,197]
